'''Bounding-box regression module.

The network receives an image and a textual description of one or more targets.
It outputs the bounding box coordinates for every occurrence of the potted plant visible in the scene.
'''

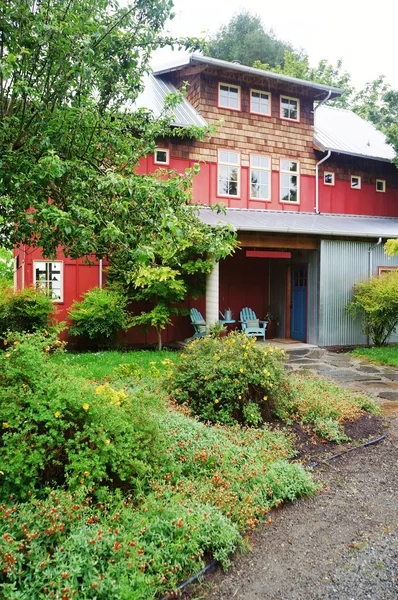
[265,311,279,339]
[209,321,228,338]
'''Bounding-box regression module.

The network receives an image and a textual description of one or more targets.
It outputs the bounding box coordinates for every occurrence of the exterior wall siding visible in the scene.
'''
[319,240,398,346]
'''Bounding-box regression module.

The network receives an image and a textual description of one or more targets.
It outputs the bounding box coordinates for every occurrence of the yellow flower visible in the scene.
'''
[83,471,90,477]
[239,368,244,373]
[54,411,60,418]
[5,353,10,358]
[96,385,104,394]
[263,395,268,401]
[3,422,9,428]
[215,355,220,361]
[168,371,173,377]
[13,341,18,346]
[82,403,89,411]
[238,395,242,400]
[104,439,111,445]
[214,399,219,404]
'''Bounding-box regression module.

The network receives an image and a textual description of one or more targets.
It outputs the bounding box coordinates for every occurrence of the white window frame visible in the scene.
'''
[33,260,63,302]
[218,82,241,111]
[376,179,386,193]
[250,154,271,201]
[351,175,361,189]
[280,96,300,122]
[217,150,240,198]
[154,148,170,165]
[280,159,300,204]
[250,89,271,116]
[324,172,335,186]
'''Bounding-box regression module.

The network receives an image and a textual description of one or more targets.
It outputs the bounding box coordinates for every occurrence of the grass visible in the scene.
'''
[351,345,398,367]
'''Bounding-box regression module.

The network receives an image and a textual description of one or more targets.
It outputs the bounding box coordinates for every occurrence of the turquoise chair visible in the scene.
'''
[240,307,267,341]
[190,308,207,339]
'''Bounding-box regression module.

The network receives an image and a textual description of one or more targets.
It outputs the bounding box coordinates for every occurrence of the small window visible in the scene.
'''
[250,89,271,116]
[218,150,240,197]
[324,172,335,186]
[351,176,361,189]
[218,83,241,110]
[280,96,299,121]
[154,148,169,165]
[34,261,63,302]
[280,159,299,203]
[378,266,398,276]
[250,155,271,200]
[376,179,386,193]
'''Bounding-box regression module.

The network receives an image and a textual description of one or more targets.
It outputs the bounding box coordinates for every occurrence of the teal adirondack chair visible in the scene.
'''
[240,307,267,341]
[189,308,207,339]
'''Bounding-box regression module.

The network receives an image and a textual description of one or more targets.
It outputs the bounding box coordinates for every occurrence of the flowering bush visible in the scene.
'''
[166,332,287,426]
[0,331,166,500]
[0,286,55,341]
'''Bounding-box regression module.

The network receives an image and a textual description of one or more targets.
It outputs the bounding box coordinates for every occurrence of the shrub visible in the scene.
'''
[0,286,55,340]
[166,332,287,426]
[0,331,166,500]
[346,270,398,346]
[68,287,132,345]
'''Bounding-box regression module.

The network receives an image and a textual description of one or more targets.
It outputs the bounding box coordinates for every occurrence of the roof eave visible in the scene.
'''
[314,141,395,163]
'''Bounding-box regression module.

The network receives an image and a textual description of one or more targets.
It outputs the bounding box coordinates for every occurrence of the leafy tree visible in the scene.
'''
[351,76,398,132]
[0,1,237,343]
[346,270,398,346]
[0,248,13,287]
[207,10,296,68]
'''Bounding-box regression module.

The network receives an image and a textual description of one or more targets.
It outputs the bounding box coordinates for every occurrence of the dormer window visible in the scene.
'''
[280,96,300,121]
[154,148,169,165]
[376,179,386,192]
[250,89,271,116]
[351,176,361,189]
[218,83,241,111]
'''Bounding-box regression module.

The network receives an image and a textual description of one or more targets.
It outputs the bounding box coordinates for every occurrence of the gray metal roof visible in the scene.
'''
[200,208,398,239]
[314,105,395,162]
[154,54,343,99]
[133,74,207,128]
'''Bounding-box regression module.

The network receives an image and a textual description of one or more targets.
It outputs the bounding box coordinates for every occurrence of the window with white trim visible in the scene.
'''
[34,261,63,301]
[351,176,361,189]
[250,89,271,116]
[376,179,386,192]
[250,155,271,200]
[154,148,169,165]
[280,96,299,121]
[218,83,240,110]
[280,159,299,203]
[218,150,240,197]
[324,172,335,186]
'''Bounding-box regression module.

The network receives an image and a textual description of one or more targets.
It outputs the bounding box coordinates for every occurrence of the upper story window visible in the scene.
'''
[34,261,63,302]
[324,172,335,186]
[280,96,300,121]
[376,179,386,192]
[250,89,271,116]
[250,155,271,200]
[280,159,299,203]
[154,148,169,165]
[218,83,241,111]
[351,175,361,189]
[218,150,240,197]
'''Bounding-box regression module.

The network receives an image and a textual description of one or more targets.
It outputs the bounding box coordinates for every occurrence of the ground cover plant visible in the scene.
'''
[0,332,317,599]
[350,345,398,367]
[0,286,55,342]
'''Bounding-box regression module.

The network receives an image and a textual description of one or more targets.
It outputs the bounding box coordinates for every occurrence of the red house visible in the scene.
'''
[15,55,398,346]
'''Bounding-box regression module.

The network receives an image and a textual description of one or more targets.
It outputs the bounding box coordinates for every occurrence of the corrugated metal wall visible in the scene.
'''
[319,240,398,346]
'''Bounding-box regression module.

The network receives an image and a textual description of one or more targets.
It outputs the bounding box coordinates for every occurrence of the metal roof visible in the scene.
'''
[133,74,207,128]
[314,105,395,162]
[199,208,398,239]
[154,55,343,99]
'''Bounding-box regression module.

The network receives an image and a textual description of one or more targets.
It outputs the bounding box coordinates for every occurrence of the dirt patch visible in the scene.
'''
[181,413,398,600]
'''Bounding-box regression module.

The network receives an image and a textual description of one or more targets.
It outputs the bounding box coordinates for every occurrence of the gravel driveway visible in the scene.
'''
[183,352,398,600]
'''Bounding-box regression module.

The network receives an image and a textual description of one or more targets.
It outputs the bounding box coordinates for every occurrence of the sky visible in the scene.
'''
[151,0,398,91]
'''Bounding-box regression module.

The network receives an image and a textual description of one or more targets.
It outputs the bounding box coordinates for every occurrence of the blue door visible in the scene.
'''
[291,266,307,341]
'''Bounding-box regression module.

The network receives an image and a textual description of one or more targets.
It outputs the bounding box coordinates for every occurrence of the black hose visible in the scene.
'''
[161,431,388,598]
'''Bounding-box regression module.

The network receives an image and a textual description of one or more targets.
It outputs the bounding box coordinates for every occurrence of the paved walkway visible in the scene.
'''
[275,344,398,417]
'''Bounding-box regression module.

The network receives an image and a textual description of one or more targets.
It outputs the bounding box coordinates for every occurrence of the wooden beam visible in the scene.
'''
[246,250,292,258]
[238,232,319,250]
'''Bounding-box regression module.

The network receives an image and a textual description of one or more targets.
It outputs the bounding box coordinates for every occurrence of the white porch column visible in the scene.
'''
[206,259,219,327]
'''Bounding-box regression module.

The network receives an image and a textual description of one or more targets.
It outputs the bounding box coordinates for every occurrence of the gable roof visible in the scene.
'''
[314,105,395,162]
[200,208,398,239]
[154,54,343,99]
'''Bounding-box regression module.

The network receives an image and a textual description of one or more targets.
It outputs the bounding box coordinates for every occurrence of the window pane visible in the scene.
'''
[156,150,167,163]
[280,160,290,171]
[324,173,334,184]
[227,152,239,165]
[219,151,229,163]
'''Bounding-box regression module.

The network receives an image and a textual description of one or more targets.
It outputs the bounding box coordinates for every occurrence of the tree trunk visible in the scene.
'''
[156,328,162,351]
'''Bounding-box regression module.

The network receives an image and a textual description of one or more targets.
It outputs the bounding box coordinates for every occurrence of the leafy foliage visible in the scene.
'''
[68,287,132,345]
[346,270,398,346]
[0,331,166,500]
[0,286,55,341]
[0,248,13,287]
[206,10,296,68]
[166,332,287,426]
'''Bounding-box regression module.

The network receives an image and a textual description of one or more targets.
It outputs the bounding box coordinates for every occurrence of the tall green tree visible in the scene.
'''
[206,10,296,69]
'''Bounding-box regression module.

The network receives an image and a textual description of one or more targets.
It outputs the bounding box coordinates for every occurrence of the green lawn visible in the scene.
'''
[351,345,398,367]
